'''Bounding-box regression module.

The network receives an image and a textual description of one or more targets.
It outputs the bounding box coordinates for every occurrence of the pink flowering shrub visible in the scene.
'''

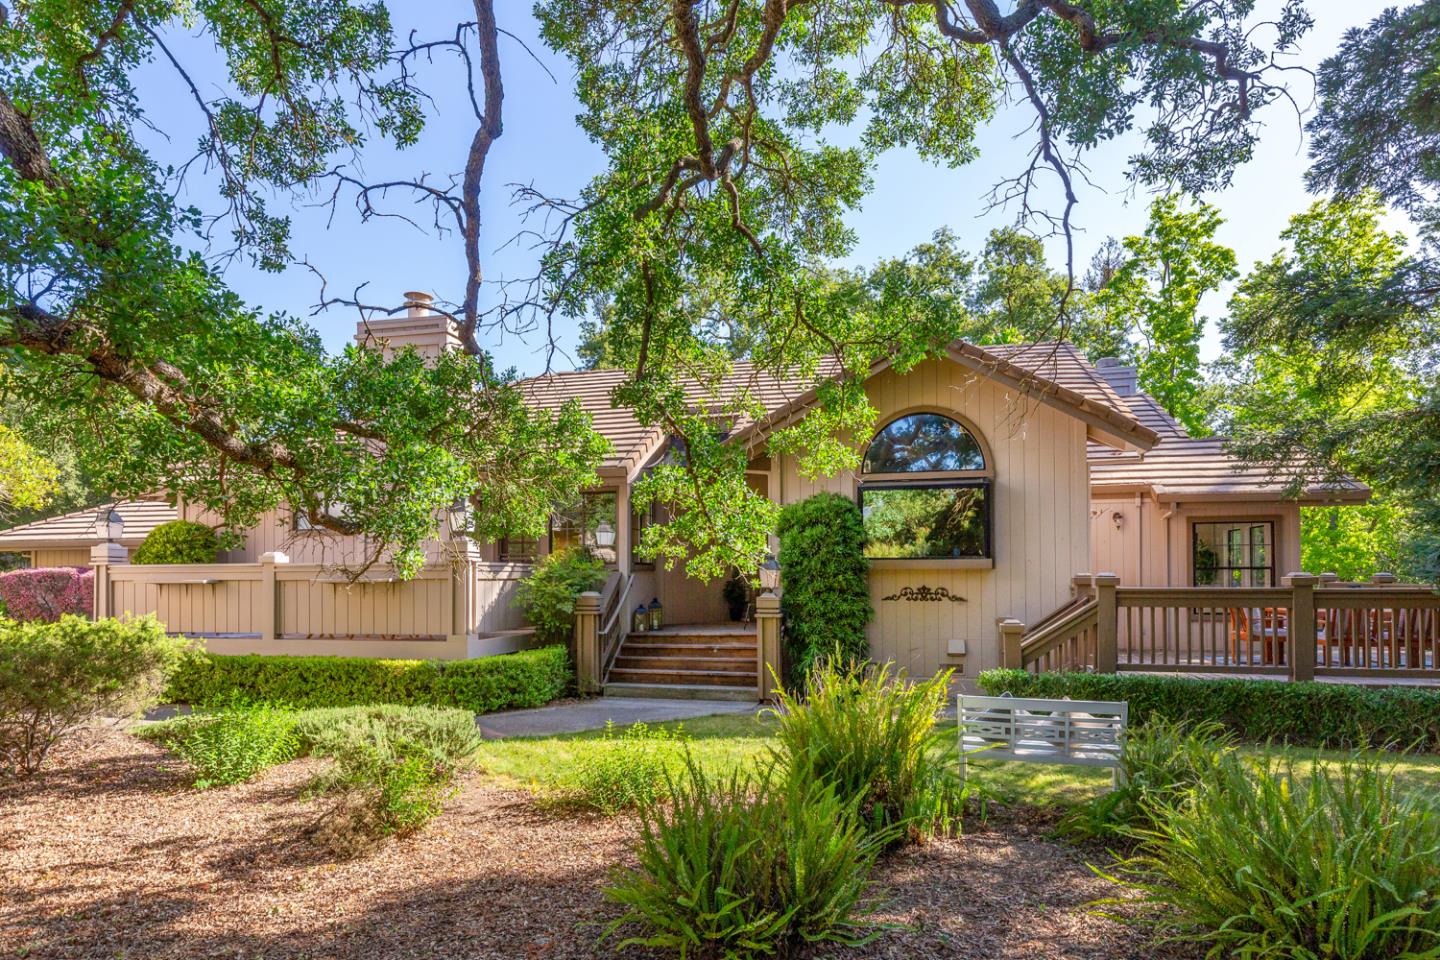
[0,567,94,622]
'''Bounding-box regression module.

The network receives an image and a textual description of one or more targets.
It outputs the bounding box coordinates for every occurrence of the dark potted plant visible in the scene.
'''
[723,574,749,622]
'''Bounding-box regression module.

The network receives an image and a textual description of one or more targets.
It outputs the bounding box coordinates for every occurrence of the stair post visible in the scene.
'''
[1095,573,1120,674]
[756,591,782,702]
[574,591,602,695]
[1284,573,1317,682]
[998,618,1025,670]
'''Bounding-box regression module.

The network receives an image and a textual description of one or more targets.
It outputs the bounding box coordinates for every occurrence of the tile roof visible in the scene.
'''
[1088,435,1369,502]
[522,340,1161,472]
[0,499,178,549]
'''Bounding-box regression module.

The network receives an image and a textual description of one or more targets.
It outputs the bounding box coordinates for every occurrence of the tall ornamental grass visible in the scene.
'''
[1112,752,1440,959]
[1058,718,1233,841]
[605,757,892,958]
[770,656,960,844]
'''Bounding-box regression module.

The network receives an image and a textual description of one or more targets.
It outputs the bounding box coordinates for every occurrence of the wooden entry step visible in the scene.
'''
[605,623,758,699]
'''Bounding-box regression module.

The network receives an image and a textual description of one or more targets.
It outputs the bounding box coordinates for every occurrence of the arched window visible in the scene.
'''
[858,413,992,561]
[862,413,985,474]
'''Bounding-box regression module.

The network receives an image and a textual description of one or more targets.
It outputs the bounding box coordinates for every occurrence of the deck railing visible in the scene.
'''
[1009,572,1440,681]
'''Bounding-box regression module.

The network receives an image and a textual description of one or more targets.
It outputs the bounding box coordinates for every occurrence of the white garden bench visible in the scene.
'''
[957,694,1128,784]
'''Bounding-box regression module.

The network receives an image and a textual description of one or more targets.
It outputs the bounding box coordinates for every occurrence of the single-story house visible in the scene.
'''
[0,301,1367,694]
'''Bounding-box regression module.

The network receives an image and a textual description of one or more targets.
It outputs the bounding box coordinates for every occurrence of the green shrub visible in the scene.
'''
[165,645,571,714]
[293,704,481,766]
[311,733,460,853]
[513,548,607,645]
[0,615,192,775]
[770,656,961,845]
[162,704,301,788]
[776,493,872,681]
[571,721,690,814]
[131,520,220,565]
[1113,753,1440,959]
[605,757,891,958]
[978,669,1440,751]
[1058,718,1233,841]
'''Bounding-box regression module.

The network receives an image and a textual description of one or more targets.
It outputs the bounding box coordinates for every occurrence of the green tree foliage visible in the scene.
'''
[1307,0,1440,237]
[533,0,1308,578]
[0,423,56,515]
[1217,194,1438,580]
[2,0,1309,581]
[1301,502,1416,582]
[0,1,607,579]
[775,494,871,680]
[131,519,221,565]
[1092,194,1237,432]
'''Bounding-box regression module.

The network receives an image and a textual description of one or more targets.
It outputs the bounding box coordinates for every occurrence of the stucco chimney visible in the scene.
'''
[354,290,459,360]
[1094,356,1138,396]
[403,290,434,318]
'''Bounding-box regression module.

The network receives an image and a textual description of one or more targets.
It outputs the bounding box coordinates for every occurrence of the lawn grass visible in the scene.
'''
[474,709,1440,811]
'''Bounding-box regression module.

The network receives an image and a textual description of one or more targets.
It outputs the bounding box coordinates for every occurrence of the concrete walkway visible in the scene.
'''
[477,697,760,739]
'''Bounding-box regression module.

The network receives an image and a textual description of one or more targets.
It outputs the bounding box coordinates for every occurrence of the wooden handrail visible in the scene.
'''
[1020,597,1098,665]
[599,572,635,680]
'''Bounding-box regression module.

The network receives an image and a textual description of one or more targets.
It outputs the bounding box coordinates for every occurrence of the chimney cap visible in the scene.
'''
[402,290,434,306]
[1096,356,1123,368]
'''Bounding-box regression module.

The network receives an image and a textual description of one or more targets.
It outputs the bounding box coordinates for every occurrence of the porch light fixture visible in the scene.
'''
[445,498,472,538]
[758,554,780,591]
[98,507,124,543]
[593,519,616,549]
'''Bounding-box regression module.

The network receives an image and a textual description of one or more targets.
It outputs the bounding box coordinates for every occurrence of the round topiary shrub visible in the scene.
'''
[776,492,872,682]
[132,520,221,565]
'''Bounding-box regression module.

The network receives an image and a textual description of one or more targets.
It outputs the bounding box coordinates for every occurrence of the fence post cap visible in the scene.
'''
[575,591,602,612]
[1071,572,1094,585]
[755,591,781,614]
[1283,572,1318,587]
[1371,572,1398,584]
[997,617,1026,635]
[259,550,290,564]
[1093,572,1121,586]
[89,542,128,565]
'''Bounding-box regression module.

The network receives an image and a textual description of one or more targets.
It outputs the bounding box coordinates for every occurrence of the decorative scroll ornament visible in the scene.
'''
[881,585,966,603]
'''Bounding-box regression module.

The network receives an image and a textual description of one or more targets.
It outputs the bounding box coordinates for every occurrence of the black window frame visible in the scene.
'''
[1191,520,1275,588]
[856,478,994,561]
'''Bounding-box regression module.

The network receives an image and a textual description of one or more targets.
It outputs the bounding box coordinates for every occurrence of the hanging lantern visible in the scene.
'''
[648,597,663,631]
[632,604,649,634]
[593,519,616,549]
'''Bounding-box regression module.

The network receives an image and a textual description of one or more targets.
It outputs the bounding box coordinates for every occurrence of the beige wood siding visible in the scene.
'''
[775,357,1092,678]
[32,547,95,567]
[1090,494,1302,588]
[184,505,455,566]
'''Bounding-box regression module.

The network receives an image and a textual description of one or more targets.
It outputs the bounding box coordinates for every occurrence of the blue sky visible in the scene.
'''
[137,0,1381,375]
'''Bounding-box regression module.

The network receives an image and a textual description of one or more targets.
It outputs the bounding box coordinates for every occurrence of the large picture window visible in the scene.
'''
[858,413,992,560]
[552,491,619,564]
[860,482,991,559]
[1192,521,1274,587]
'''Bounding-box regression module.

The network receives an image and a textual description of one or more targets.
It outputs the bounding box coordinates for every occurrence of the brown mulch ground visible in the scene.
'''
[0,730,1196,959]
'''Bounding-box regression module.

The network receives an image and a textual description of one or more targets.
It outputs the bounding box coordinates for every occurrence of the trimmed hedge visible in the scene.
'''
[977,669,1440,752]
[165,645,572,714]
[776,493,872,682]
